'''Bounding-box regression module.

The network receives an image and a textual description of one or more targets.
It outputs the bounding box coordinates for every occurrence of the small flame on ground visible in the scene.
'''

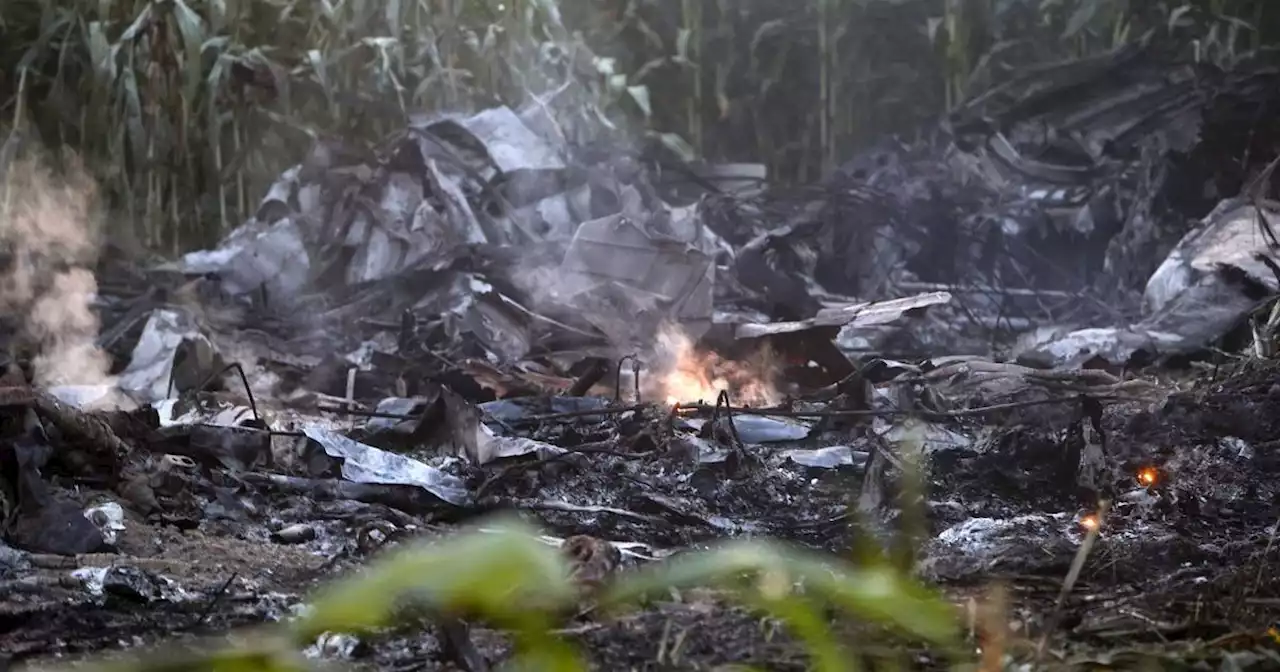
[651,324,780,407]
[1079,514,1100,532]
[1137,466,1158,487]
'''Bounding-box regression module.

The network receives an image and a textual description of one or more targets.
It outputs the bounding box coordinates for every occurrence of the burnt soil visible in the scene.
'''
[5,360,1280,670]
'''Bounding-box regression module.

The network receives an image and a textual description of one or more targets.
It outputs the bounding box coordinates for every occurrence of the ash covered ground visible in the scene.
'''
[3,45,1280,671]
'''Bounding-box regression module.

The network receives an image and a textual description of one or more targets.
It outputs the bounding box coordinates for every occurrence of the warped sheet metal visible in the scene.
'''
[1144,198,1280,313]
[302,426,471,506]
[560,213,715,338]
[734,291,952,339]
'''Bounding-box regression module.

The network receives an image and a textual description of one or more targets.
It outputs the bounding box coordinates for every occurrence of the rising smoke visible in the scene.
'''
[502,220,784,404]
[0,150,113,388]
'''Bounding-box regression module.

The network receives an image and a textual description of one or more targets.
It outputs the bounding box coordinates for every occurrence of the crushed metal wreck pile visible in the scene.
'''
[4,43,1280,668]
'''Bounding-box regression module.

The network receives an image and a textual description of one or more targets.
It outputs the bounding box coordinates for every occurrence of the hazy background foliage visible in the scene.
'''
[0,0,1275,253]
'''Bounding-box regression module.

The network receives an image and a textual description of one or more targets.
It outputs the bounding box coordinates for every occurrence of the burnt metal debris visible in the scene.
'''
[2,43,1280,668]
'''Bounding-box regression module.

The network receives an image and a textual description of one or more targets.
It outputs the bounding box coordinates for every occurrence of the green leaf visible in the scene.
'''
[925,16,944,43]
[289,516,576,644]
[120,56,146,163]
[385,0,402,41]
[172,0,207,104]
[16,12,73,72]
[501,635,589,672]
[119,3,153,43]
[86,20,114,81]
[206,0,228,33]
[760,595,856,672]
[650,132,697,162]
[626,85,651,117]
[1167,5,1193,32]
[601,541,959,647]
[676,27,692,60]
[749,19,785,56]
[1062,0,1098,39]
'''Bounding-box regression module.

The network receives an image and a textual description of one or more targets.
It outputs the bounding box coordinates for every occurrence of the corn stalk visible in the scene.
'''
[3,0,1277,253]
[0,0,645,252]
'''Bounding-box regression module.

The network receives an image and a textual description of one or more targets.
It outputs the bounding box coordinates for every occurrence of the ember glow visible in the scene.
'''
[1137,466,1158,487]
[1079,514,1100,532]
[650,324,781,407]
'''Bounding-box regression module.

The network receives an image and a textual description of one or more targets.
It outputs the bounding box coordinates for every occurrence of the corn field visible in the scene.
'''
[0,0,1276,253]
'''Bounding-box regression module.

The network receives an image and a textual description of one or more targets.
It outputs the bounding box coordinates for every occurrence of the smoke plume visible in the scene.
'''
[0,150,112,387]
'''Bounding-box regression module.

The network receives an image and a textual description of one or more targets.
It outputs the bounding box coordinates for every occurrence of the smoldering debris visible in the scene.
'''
[3,50,1280,669]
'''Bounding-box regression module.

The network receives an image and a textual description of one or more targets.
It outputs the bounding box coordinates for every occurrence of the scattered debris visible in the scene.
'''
[5,50,1280,670]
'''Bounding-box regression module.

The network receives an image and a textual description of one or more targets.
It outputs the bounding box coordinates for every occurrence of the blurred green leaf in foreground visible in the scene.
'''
[55,515,960,672]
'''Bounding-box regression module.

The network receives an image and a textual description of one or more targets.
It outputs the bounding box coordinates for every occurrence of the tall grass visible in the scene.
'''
[0,0,1270,251]
[0,0,637,253]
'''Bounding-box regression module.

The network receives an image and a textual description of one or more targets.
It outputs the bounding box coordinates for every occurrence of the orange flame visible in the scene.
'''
[649,324,781,407]
[1079,514,1100,532]
[1137,466,1157,487]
